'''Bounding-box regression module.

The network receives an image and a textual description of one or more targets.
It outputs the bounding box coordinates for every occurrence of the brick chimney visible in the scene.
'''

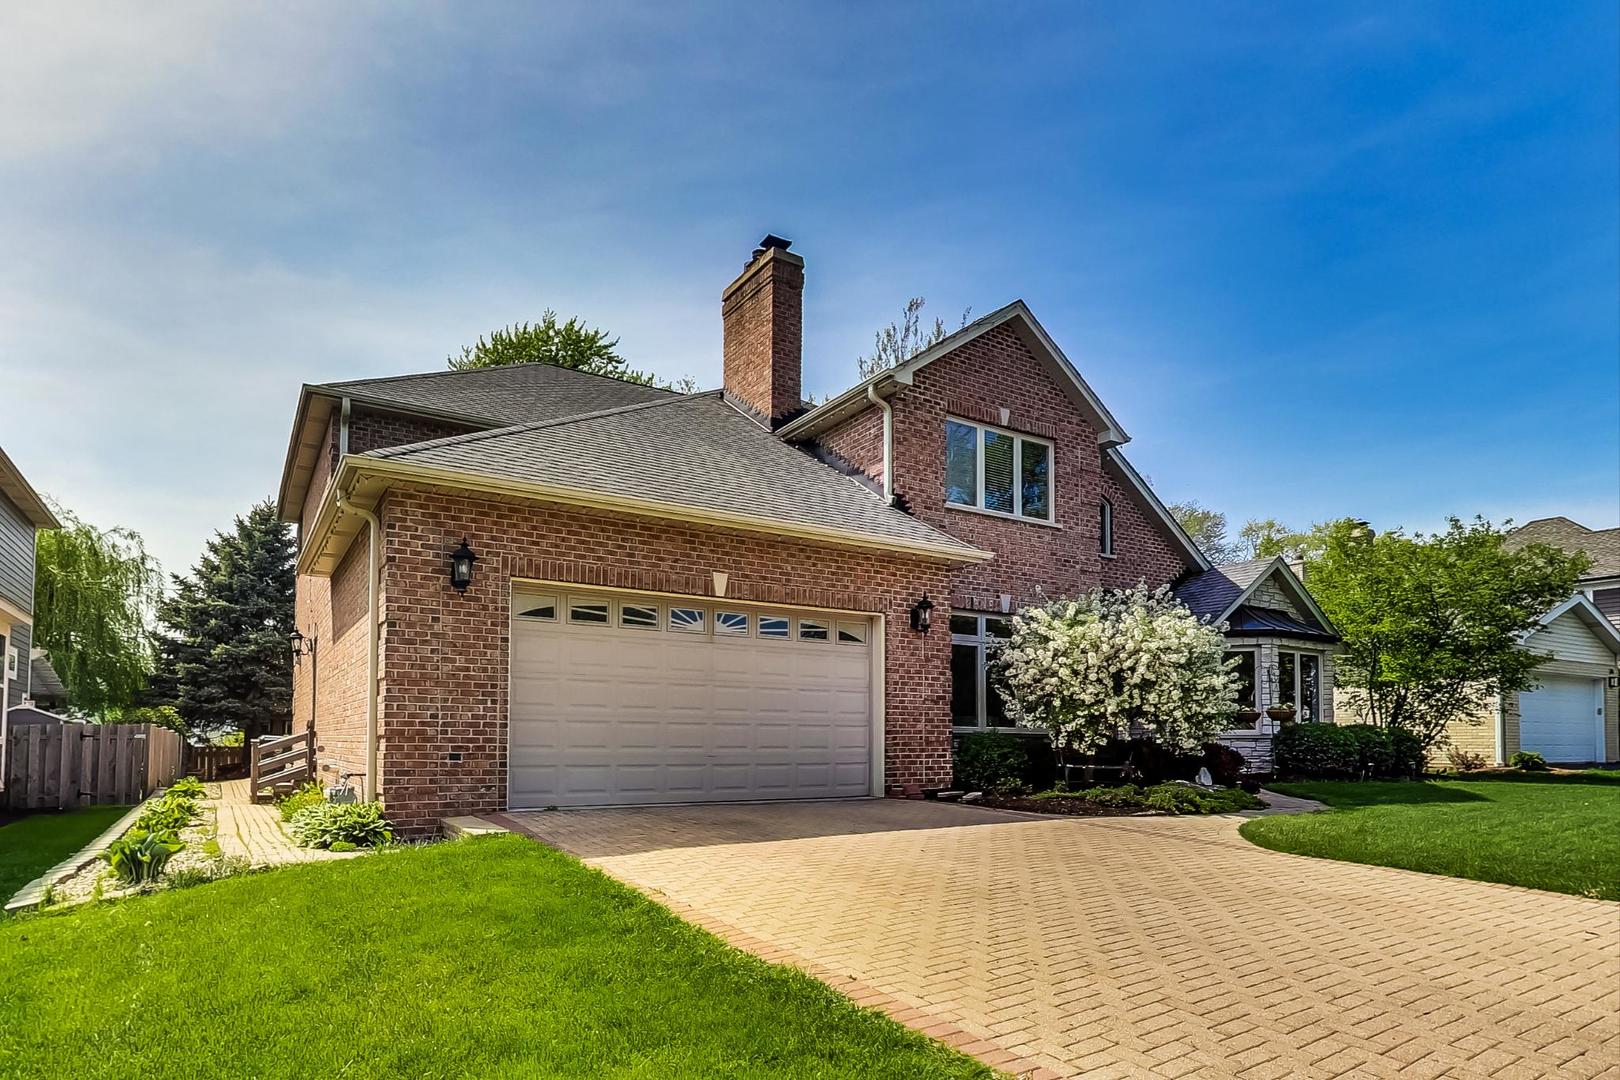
[722,235,804,427]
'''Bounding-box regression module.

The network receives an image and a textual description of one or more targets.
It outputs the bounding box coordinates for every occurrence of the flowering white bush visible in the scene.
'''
[991,584,1239,754]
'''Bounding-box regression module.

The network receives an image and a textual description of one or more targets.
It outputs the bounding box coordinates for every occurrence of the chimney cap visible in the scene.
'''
[751,234,794,261]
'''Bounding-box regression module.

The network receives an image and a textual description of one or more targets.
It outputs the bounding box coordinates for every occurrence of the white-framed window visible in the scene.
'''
[951,613,1014,728]
[797,618,830,642]
[944,418,1052,522]
[1278,650,1322,722]
[515,594,558,620]
[668,606,706,633]
[567,599,611,625]
[1225,649,1258,729]
[836,621,868,646]
[758,615,790,639]
[620,602,660,630]
[1099,498,1115,556]
[715,611,750,636]
[3,643,15,681]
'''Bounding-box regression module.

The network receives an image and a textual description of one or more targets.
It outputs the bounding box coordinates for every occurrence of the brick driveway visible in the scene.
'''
[496,800,1620,1080]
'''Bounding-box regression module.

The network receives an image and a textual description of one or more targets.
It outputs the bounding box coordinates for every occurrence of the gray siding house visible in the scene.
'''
[0,447,59,714]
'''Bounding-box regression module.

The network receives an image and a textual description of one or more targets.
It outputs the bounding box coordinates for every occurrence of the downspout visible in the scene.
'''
[339,397,351,457]
[867,383,894,502]
[336,487,381,802]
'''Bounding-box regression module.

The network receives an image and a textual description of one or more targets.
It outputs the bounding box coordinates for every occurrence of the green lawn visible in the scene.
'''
[0,805,129,905]
[1241,772,1620,899]
[0,836,995,1080]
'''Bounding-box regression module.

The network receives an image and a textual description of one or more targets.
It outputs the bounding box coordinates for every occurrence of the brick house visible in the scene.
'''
[277,236,1309,835]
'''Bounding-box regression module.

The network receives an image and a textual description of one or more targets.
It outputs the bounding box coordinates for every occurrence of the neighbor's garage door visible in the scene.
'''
[1519,675,1602,763]
[509,587,876,808]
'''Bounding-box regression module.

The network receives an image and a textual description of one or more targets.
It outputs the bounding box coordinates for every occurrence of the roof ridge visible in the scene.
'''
[364,391,718,461]
[320,361,679,396]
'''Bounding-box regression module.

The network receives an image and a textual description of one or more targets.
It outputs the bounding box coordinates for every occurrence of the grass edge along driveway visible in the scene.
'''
[0,834,997,1080]
[0,805,129,906]
[1241,772,1620,900]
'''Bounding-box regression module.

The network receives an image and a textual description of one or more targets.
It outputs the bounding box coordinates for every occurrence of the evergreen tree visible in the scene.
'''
[150,500,296,743]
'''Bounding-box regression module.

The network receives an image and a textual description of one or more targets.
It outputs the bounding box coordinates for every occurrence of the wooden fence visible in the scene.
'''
[184,744,247,781]
[249,729,313,803]
[3,722,183,810]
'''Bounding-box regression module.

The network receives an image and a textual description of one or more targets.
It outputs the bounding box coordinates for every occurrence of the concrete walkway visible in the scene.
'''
[498,799,1620,1080]
[213,780,358,867]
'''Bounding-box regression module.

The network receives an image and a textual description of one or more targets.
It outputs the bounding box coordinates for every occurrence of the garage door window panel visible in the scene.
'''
[798,618,830,642]
[568,599,610,624]
[716,611,750,635]
[759,616,790,639]
[669,607,706,633]
[515,594,558,621]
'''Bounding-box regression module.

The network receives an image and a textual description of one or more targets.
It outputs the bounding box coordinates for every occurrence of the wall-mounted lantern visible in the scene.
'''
[1609,671,1618,690]
[290,628,315,663]
[910,593,934,633]
[450,538,477,594]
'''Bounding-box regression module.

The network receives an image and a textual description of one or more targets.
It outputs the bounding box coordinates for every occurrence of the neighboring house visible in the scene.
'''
[0,446,61,785]
[1173,557,1340,771]
[1507,516,1620,628]
[1432,517,1620,766]
[279,236,1251,835]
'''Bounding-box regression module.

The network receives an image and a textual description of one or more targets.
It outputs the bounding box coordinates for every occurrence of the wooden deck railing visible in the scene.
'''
[248,730,314,803]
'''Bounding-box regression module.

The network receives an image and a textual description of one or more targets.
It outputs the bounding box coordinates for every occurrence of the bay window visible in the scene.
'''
[944,419,1052,522]
[951,613,1014,728]
[1277,650,1321,722]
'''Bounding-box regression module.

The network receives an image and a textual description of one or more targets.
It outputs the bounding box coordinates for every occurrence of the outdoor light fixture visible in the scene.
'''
[289,628,310,660]
[910,593,934,633]
[449,538,477,594]
[1610,672,1618,690]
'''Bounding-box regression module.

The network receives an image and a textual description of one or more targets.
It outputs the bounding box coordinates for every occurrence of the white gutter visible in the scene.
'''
[866,383,894,502]
[335,488,381,802]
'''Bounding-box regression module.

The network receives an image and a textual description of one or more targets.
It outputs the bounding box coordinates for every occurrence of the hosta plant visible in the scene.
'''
[103,829,185,884]
[993,584,1240,757]
[288,801,393,849]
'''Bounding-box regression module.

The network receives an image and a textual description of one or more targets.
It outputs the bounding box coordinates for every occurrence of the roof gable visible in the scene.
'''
[1508,517,1620,579]
[1174,556,1338,639]
[1528,594,1620,656]
[777,301,1128,447]
[0,446,60,530]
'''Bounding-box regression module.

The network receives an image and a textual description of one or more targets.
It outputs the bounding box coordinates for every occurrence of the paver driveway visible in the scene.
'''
[495,800,1620,1080]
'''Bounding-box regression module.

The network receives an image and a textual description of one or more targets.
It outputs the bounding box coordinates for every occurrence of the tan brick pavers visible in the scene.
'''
[496,800,1620,1080]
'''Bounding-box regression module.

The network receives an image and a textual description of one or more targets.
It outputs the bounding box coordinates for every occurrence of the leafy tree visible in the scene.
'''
[993,584,1240,760]
[449,311,657,385]
[856,297,971,381]
[1302,517,1587,752]
[1247,518,1335,562]
[32,503,162,716]
[1169,501,1244,564]
[149,500,296,743]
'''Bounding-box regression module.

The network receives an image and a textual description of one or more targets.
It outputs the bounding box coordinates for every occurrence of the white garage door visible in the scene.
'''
[509,587,876,808]
[1519,675,1603,763]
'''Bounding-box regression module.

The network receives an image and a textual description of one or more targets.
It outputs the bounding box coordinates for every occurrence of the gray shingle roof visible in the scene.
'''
[1508,517,1620,580]
[1173,558,1278,621]
[317,363,673,427]
[366,393,983,557]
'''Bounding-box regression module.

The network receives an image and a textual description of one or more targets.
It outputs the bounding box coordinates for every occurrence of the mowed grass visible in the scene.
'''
[1241,772,1620,899]
[0,835,996,1080]
[0,805,128,905]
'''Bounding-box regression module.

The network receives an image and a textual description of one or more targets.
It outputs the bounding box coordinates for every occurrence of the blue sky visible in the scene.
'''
[2,2,1615,576]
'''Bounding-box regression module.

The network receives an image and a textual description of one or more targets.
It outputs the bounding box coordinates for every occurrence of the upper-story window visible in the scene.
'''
[1099,498,1115,556]
[944,418,1052,522]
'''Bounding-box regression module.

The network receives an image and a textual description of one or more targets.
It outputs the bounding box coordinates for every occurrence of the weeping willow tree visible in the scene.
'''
[33,502,163,716]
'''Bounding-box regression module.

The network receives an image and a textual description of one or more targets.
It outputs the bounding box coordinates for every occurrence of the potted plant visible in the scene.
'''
[1232,708,1262,730]
[1265,703,1297,724]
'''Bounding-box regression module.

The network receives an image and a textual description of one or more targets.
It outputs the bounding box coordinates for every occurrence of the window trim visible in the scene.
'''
[797,618,831,642]
[566,597,612,625]
[1223,648,1259,730]
[513,593,559,621]
[1099,497,1115,557]
[619,602,661,630]
[944,417,1056,524]
[950,613,1015,730]
[1277,648,1323,723]
[757,615,791,640]
[668,606,706,634]
[714,610,751,636]
[836,620,868,646]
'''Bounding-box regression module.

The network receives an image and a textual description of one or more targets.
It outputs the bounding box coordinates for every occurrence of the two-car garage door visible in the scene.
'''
[509,586,877,808]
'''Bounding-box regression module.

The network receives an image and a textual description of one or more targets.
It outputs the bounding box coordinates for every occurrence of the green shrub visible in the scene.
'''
[288,802,393,849]
[1446,745,1487,772]
[953,732,1053,795]
[328,841,358,853]
[1510,750,1548,772]
[136,793,198,833]
[1274,723,1422,779]
[1142,783,1264,815]
[278,780,328,822]
[168,777,207,798]
[1032,782,1262,814]
[1274,723,1361,777]
[103,829,184,884]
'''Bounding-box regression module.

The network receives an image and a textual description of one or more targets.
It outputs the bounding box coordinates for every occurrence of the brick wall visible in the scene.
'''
[372,484,955,835]
[815,322,1200,612]
[346,407,479,459]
